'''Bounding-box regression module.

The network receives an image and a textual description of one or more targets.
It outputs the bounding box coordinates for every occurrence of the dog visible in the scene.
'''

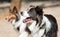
[19,6,58,37]
[6,6,21,31]
[6,6,58,37]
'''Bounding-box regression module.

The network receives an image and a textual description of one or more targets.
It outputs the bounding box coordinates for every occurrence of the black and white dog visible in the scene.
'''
[19,6,58,37]
[6,6,58,37]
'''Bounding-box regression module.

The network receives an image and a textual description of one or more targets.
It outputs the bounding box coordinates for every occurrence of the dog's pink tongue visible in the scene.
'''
[23,19,32,23]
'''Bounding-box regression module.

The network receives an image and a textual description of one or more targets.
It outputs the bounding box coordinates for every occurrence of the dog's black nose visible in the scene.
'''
[21,12,23,15]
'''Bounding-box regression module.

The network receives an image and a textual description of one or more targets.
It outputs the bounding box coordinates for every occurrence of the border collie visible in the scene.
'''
[19,6,58,37]
[6,6,58,37]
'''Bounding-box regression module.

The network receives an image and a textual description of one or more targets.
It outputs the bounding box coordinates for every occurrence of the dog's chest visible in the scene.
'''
[20,18,46,37]
[28,22,46,37]
[31,28,45,37]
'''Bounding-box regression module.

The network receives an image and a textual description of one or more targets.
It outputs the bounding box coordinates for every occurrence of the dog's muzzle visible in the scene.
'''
[23,17,32,23]
[5,13,16,23]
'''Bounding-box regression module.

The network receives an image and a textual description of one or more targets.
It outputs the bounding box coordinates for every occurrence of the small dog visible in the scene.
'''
[6,6,20,30]
[6,6,58,37]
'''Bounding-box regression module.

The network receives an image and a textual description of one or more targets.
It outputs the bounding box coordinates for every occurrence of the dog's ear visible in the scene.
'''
[35,6,43,16]
[35,6,43,24]
[13,6,18,14]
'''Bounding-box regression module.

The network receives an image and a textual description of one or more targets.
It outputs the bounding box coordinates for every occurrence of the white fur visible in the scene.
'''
[22,11,30,17]
[43,16,51,32]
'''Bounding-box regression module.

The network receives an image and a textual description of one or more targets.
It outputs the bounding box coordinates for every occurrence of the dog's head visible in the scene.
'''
[21,6,43,24]
[6,6,20,24]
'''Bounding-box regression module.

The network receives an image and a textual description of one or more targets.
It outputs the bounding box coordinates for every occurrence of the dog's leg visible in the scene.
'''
[19,22,29,37]
[39,29,45,37]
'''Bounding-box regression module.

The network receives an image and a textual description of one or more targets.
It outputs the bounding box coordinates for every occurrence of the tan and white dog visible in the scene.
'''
[6,6,20,30]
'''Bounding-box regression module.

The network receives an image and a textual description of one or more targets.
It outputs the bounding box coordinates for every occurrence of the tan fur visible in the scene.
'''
[7,12,16,21]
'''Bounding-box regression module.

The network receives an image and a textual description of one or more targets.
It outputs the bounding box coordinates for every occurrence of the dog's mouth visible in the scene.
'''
[23,17,32,23]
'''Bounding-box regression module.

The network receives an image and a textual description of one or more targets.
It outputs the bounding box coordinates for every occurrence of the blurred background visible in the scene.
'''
[0,0,60,37]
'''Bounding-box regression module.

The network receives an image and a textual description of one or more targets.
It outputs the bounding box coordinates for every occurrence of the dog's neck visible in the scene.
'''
[28,15,46,33]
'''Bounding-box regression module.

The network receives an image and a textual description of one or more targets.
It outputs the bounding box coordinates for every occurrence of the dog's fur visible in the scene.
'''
[6,6,20,30]
[19,6,58,37]
[6,6,58,37]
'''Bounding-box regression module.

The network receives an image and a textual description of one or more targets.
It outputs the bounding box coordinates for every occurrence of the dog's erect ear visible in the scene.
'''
[35,6,43,15]
[13,6,18,14]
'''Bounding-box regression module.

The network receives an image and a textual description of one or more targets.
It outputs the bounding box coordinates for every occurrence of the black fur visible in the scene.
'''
[44,14,58,37]
[17,26,19,31]
[28,6,43,26]
[35,6,43,16]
